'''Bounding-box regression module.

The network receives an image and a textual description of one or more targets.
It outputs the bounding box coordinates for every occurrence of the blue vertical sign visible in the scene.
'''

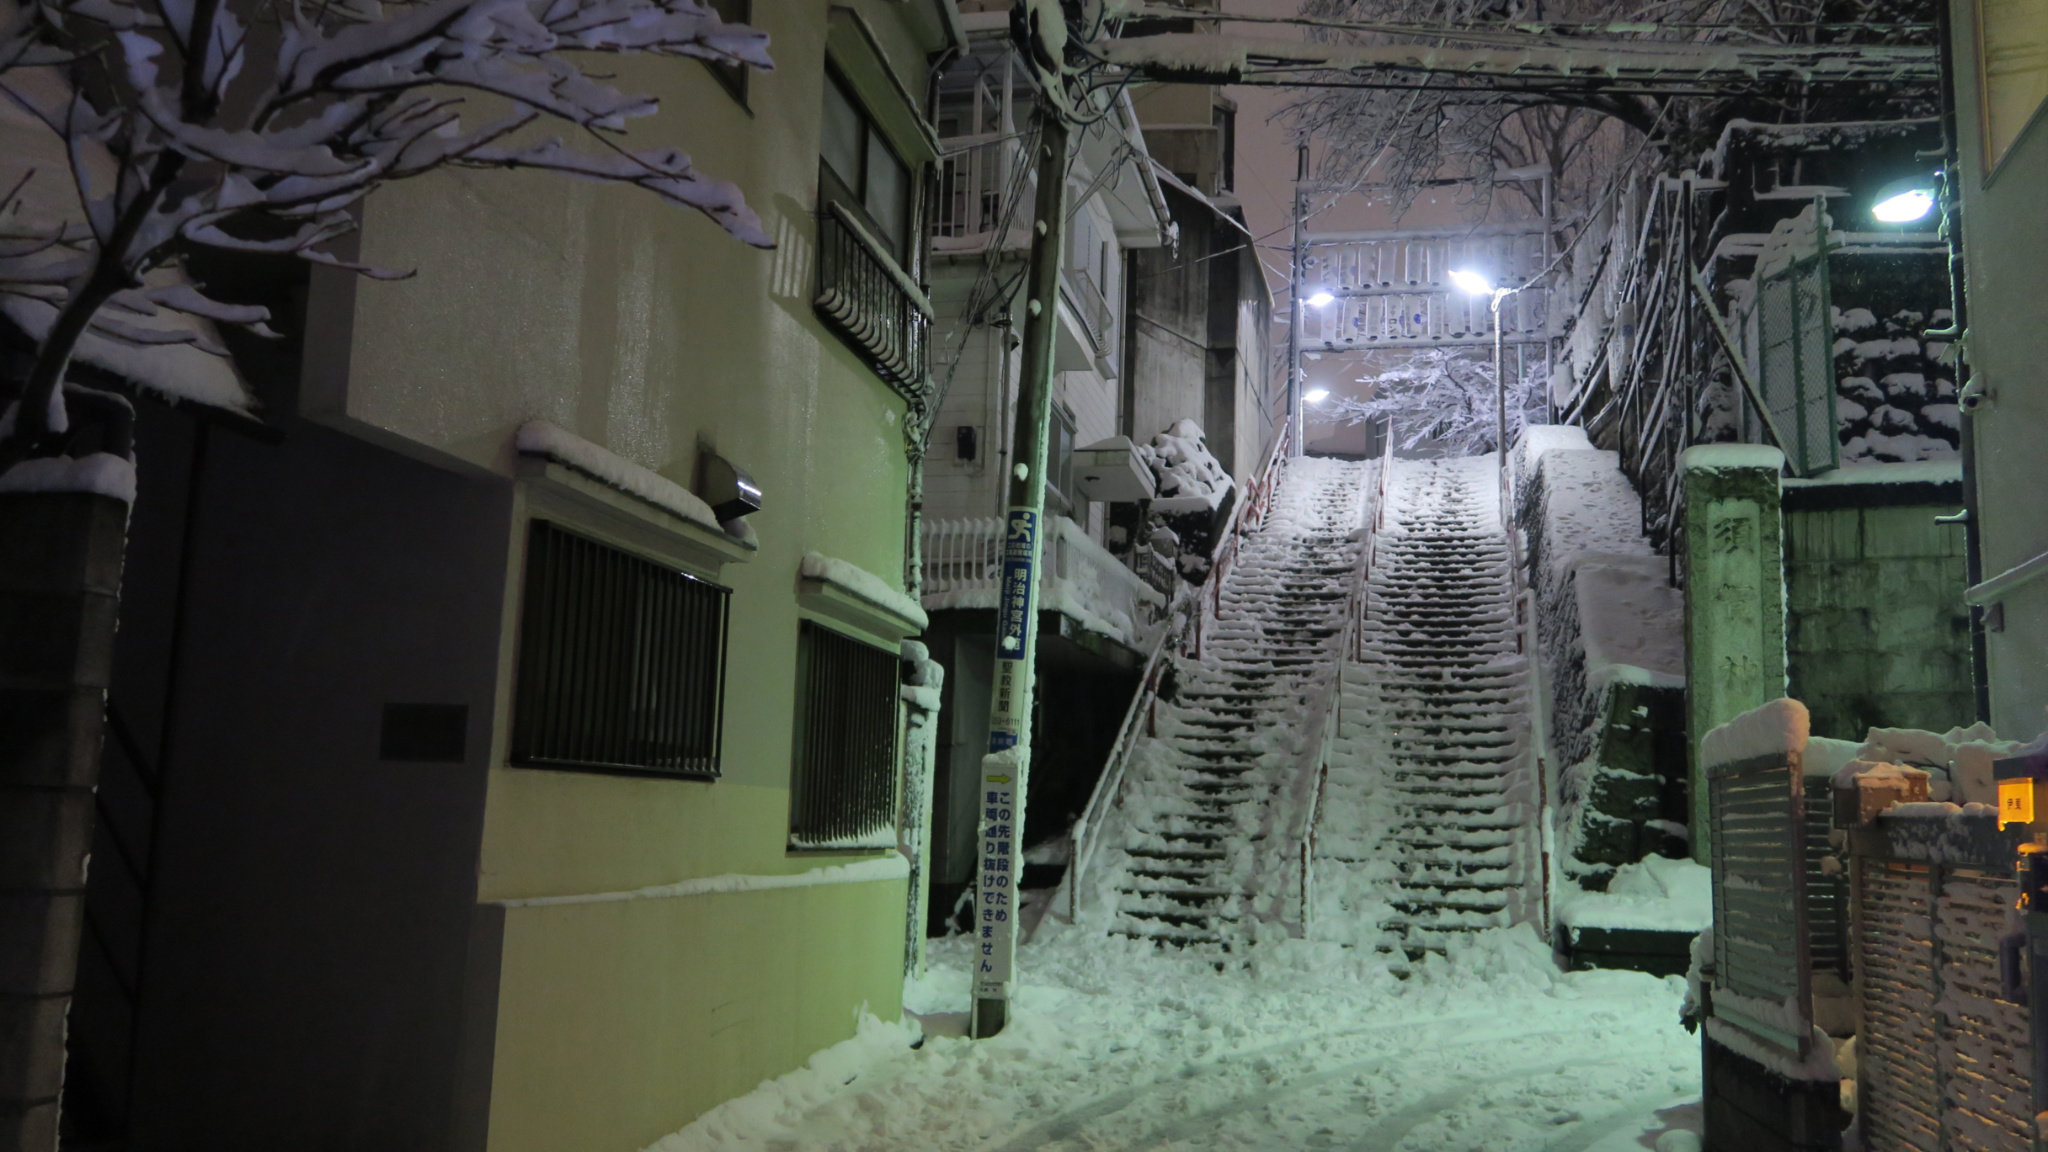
[976,506,1036,999]
[989,507,1037,750]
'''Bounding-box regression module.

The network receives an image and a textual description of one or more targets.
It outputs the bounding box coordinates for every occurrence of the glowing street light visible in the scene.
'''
[1304,388,1329,403]
[1305,290,1335,308]
[1448,268,1496,297]
[1872,178,1935,223]
[1448,268,1522,470]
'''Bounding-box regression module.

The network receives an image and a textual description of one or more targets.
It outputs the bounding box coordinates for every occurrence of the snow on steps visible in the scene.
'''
[1311,456,1542,958]
[1080,456,1375,950]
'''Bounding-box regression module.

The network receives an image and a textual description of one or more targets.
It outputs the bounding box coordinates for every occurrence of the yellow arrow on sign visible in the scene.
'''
[985,775,1012,784]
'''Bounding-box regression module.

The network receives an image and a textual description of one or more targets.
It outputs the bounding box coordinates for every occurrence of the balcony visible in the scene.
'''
[815,202,931,394]
[921,515,1166,649]
[933,133,1025,248]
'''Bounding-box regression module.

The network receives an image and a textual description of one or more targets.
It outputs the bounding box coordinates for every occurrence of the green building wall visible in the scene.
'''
[1782,481,1973,741]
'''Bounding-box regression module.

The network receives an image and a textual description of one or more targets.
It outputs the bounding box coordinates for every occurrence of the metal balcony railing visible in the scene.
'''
[921,515,1165,647]
[934,134,1022,241]
[1060,266,1116,361]
[815,202,932,393]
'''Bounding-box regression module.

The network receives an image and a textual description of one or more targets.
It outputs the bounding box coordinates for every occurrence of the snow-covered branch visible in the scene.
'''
[1314,348,1545,456]
[0,0,775,468]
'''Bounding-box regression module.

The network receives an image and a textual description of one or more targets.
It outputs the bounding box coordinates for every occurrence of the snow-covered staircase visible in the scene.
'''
[1088,457,1373,949]
[1311,456,1541,956]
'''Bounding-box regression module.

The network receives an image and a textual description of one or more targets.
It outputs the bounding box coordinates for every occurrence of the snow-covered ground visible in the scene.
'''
[648,927,1703,1152]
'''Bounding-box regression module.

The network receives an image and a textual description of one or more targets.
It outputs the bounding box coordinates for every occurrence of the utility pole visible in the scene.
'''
[971,110,1069,1039]
[1286,144,1307,457]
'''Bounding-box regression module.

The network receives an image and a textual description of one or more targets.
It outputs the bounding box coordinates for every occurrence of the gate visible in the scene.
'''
[1747,211,1837,477]
[1850,813,2032,1152]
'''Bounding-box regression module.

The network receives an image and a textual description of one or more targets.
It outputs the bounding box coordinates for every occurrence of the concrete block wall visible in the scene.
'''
[1782,493,1972,739]
[0,492,128,1152]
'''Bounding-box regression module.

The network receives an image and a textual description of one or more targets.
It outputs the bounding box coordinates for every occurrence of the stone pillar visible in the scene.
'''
[0,492,128,1151]
[1683,445,1787,862]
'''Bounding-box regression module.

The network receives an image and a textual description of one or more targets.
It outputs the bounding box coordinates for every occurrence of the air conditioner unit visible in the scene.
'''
[1072,436,1156,502]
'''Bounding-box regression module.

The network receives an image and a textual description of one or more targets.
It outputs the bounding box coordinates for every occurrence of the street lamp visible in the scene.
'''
[1449,268,1523,468]
[1305,290,1335,308]
[1871,177,1936,223]
[1304,388,1329,403]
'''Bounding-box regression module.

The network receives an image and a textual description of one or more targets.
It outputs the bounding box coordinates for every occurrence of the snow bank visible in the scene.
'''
[0,452,137,502]
[801,552,928,631]
[498,853,907,908]
[1576,555,1684,690]
[1701,699,1810,770]
[1559,855,1711,932]
[649,925,1698,1152]
[515,420,724,531]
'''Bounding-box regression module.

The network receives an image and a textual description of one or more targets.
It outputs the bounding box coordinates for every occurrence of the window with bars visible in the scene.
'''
[788,620,901,850]
[511,521,730,777]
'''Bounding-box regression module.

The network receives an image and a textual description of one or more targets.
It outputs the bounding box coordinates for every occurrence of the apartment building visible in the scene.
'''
[44,4,965,1150]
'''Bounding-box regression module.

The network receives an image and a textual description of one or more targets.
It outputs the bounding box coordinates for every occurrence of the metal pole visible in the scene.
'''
[1494,291,1508,481]
[971,113,1068,1040]
[1287,144,1307,457]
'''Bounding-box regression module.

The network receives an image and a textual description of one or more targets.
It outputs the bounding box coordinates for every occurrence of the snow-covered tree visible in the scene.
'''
[1287,0,1938,224]
[0,0,773,471]
[1315,348,1544,455]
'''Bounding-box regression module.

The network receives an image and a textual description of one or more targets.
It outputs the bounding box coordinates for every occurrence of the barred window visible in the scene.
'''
[512,521,730,777]
[788,620,900,849]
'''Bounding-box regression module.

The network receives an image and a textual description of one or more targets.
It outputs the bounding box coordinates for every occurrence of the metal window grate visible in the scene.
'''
[1802,781,1848,977]
[511,520,730,777]
[815,205,929,392]
[789,620,900,850]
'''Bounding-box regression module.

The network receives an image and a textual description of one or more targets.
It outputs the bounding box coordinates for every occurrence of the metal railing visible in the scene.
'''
[1299,430,1392,932]
[1060,266,1115,360]
[815,202,932,394]
[920,514,1166,646]
[1063,418,1294,920]
[934,134,1023,241]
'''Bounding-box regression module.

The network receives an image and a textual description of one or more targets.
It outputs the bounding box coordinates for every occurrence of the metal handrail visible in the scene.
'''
[1299,430,1393,932]
[1061,418,1294,922]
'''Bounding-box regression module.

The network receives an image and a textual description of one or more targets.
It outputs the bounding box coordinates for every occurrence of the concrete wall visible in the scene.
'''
[157,2,952,1146]
[1782,486,1973,740]
[1951,0,2048,736]
[87,399,507,1151]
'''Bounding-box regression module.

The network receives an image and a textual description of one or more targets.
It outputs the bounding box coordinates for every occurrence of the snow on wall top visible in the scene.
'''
[1534,449,1653,583]
[1574,555,1683,688]
[1780,460,1962,487]
[1702,698,1810,770]
[1681,444,1785,473]
[1514,424,1592,485]
[495,853,907,908]
[514,420,723,532]
[0,452,137,502]
[801,552,928,631]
